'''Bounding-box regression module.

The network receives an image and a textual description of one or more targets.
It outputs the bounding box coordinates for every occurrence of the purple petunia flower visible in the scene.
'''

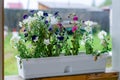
[54,11,59,17]
[48,25,52,30]
[48,27,52,31]
[30,10,35,13]
[23,14,28,19]
[24,29,27,32]
[57,36,64,41]
[43,12,48,17]
[73,15,78,21]
[32,35,37,41]
[48,25,53,31]
[45,20,49,24]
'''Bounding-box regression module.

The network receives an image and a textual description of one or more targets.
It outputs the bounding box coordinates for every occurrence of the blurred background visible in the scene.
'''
[4,0,112,76]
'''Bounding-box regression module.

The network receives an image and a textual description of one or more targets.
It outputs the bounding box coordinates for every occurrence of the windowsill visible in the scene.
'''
[106,67,118,73]
[5,67,118,80]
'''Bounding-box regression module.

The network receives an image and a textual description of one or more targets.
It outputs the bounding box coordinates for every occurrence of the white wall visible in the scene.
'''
[112,0,120,72]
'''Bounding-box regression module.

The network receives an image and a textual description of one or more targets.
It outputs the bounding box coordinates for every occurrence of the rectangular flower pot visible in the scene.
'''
[16,54,108,79]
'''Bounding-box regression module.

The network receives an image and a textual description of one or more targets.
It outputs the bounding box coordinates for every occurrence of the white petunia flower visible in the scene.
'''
[50,16,58,24]
[23,16,31,25]
[88,34,93,39]
[19,22,23,27]
[37,11,43,16]
[48,14,52,17]
[85,26,92,33]
[46,16,51,22]
[44,39,50,45]
[28,17,37,24]
[10,36,21,49]
[23,16,37,27]
[98,30,107,40]
[84,20,94,26]
[82,33,92,42]
[23,18,28,24]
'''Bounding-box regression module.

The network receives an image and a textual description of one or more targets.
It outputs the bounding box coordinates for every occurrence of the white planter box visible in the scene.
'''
[16,53,108,79]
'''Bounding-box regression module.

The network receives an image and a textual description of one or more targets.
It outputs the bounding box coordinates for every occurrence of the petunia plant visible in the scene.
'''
[66,13,82,55]
[10,11,111,59]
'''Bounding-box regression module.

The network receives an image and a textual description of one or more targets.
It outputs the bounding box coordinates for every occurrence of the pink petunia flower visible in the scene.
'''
[72,26,78,32]
[73,16,78,21]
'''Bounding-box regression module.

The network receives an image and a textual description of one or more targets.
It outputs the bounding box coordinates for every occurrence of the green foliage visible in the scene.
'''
[4,32,18,75]
[4,57,18,75]
[92,24,101,34]
[100,0,112,7]
[85,40,93,54]
[10,11,112,59]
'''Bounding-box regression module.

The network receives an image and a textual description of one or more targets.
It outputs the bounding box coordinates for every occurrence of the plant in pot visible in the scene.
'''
[10,11,111,79]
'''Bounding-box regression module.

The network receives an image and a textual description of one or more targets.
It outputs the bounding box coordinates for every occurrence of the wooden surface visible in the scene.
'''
[34,72,119,80]
[39,75,86,80]
[5,72,119,80]
[0,0,3,80]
